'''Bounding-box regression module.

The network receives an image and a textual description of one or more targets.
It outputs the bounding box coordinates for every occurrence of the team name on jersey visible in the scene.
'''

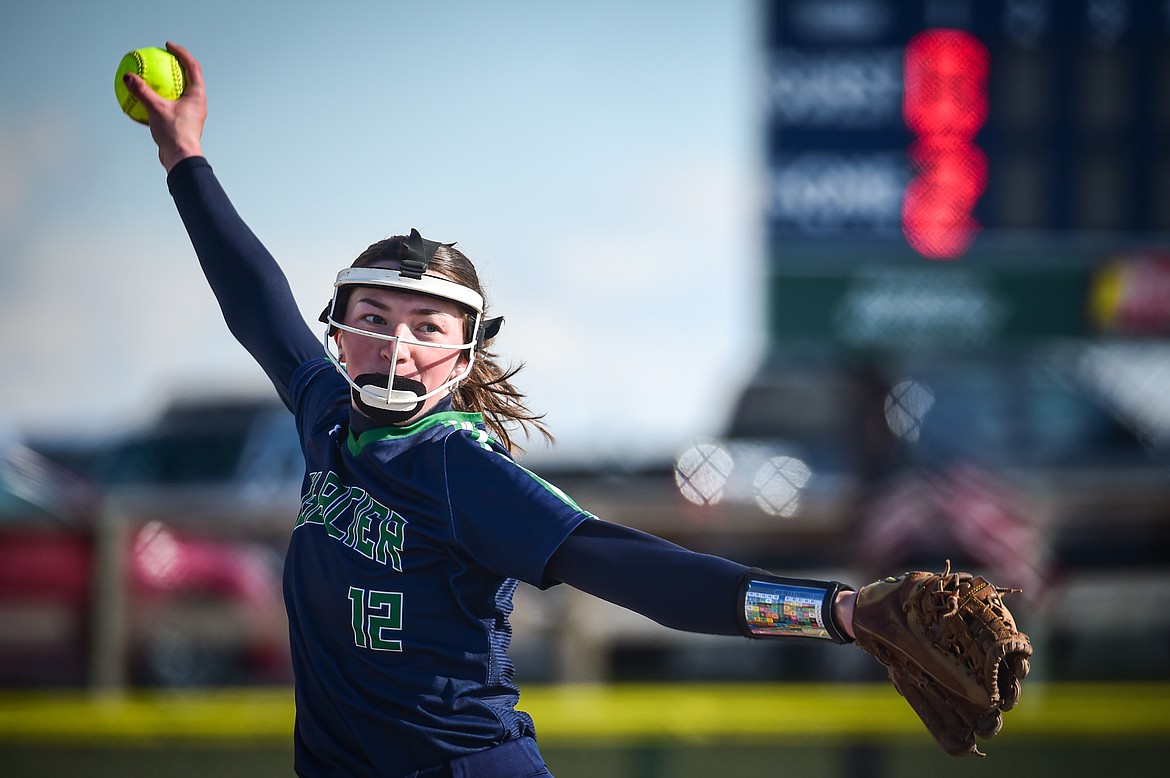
[295,470,406,570]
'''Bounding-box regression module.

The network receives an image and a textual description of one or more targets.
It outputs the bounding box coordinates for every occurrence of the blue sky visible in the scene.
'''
[0,0,765,463]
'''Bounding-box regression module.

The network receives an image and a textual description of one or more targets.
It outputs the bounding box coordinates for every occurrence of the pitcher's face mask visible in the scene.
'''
[318,230,502,425]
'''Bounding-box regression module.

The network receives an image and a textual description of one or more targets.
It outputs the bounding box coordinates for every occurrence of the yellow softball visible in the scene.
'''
[114,47,186,125]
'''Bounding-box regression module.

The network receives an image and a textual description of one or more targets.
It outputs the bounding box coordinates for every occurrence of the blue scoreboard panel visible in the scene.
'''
[764,0,1170,344]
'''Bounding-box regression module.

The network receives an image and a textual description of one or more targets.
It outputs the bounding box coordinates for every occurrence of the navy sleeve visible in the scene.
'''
[166,156,321,409]
[544,519,749,636]
[443,433,591,587]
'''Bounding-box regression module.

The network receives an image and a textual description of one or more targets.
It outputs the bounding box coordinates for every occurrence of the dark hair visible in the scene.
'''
[347,235,552,454]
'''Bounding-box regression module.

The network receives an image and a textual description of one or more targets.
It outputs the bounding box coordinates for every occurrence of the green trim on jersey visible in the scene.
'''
[347,410,486,456]
[346,409,587,515]
[515,462,591,514]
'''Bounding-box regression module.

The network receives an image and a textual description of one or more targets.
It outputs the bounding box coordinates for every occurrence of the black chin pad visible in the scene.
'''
[351,374,426,425]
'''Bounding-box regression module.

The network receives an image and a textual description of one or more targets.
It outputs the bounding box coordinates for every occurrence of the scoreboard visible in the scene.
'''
[764,0,1170,345]
[767,0,1170,248]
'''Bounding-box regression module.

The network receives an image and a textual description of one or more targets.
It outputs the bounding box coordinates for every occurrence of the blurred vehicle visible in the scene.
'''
[4,401,296,687]
[66,395,306,516]
[0,443,290,688]
[688,346,1170,566]
[0,443,99,686]
[125,517,290,686]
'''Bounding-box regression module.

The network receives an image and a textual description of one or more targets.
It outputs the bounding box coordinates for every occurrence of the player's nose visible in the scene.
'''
[380,327,413,363]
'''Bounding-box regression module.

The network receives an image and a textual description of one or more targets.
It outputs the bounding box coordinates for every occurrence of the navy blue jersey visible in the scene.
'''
[166,155,752,778]
[286,358,589,775]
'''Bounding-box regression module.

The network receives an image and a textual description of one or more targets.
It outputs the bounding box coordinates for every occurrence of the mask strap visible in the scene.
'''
[400,228,451,279]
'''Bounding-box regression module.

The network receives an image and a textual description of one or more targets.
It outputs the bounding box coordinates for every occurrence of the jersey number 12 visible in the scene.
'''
[349,586,404,651]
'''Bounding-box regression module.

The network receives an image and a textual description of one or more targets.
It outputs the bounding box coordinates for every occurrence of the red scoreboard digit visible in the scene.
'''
[901,30,989,260]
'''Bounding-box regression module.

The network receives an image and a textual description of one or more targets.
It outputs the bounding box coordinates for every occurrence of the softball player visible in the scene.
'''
[124,43,859,778]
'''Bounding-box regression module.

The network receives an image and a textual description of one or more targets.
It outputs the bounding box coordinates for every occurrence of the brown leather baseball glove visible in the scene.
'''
[852,561,1033,757]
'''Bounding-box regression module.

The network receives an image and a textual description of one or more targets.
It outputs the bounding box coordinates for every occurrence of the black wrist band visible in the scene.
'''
[736,569,855,644]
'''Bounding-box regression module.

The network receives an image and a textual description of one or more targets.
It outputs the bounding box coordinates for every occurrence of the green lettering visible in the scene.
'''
[348,587,403,652]
[296,472,407,570]
[374,511,406,571]
[348,492,378,560]
[295,471,326,528]
[367,590,403,652]
[320,472,351,540]
[348,586,366,649]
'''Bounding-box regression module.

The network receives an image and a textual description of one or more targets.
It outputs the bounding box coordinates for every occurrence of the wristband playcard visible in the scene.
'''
[742,580,832,639]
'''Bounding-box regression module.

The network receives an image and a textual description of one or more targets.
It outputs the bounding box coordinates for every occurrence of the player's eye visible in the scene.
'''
[415,321,444,339]
[361,313,388,327]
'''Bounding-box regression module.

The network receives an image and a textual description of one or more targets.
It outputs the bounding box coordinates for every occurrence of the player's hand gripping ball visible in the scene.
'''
[114,47,186,124]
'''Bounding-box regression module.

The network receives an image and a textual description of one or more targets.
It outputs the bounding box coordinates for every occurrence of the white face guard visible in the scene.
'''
[322,266,485,416]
